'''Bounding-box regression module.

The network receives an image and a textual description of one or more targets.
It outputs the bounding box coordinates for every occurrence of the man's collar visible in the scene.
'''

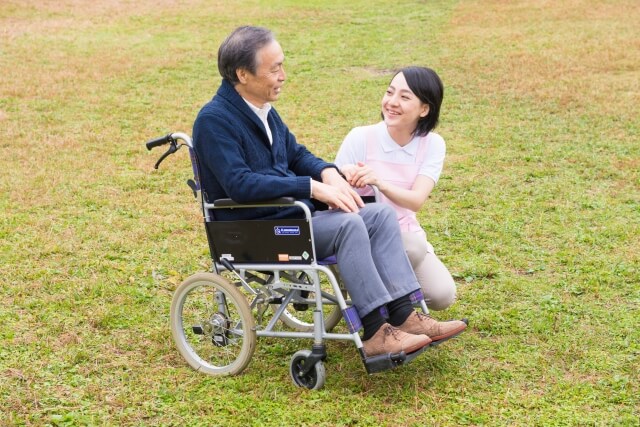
[243,98,272,120]
[217,79,270,124]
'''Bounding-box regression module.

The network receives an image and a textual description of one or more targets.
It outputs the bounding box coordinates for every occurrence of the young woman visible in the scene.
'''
[335,66,456,311]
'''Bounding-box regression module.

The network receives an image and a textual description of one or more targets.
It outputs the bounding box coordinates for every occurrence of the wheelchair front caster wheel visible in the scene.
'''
[289,350,326,390]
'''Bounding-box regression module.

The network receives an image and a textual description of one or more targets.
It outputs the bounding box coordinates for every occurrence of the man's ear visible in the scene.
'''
[236,68,248,84]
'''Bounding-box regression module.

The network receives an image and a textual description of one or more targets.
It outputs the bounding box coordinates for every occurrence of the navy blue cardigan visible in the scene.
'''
[193,79,335,220]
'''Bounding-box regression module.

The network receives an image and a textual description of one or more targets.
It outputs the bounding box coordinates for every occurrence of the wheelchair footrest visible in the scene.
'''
[363,345,429,374]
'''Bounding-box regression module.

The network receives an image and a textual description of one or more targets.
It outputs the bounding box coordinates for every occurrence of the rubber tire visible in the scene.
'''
[278,270,345,332]
[170,272,256,376]
[289,350,326,390]
[279,300,343,332]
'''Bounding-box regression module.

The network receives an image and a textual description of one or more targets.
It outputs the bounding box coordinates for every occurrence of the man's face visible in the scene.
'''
[236,40,286,107]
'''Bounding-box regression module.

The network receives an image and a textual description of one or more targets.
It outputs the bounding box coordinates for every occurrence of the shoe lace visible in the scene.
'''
[414,312,433,322]
[383,325,403,341]
[412,311,441,334]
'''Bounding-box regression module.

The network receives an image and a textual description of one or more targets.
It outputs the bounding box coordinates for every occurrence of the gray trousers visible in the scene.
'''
[312,203,420,317]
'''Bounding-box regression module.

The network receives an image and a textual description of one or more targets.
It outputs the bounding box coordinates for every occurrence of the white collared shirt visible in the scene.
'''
[243,99,273,144]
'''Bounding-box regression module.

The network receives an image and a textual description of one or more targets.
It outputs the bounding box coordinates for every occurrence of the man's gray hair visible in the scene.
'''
[218,26,275,85]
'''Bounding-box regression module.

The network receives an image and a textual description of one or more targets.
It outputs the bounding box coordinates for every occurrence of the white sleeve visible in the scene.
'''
[334,127,367,167]
[418,133,446,184]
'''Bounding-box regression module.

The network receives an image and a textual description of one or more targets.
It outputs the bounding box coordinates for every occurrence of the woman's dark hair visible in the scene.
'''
[385,66,444,137]
[218,26,274,85]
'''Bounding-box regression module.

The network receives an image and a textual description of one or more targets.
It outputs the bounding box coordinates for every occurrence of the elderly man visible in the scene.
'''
[193,26,466,357]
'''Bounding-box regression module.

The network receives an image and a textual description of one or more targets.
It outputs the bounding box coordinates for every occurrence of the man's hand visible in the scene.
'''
[311,167,364,212]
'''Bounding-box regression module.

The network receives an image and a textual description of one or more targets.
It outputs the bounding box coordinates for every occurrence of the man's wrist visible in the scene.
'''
[320,165,341,182]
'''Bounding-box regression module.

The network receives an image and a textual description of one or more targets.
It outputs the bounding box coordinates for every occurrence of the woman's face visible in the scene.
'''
[381,72,429,133]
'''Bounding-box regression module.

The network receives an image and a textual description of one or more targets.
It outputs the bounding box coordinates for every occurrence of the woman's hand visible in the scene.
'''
[347,162,381,189]
[340,164,358,183]
[342,163,436,212]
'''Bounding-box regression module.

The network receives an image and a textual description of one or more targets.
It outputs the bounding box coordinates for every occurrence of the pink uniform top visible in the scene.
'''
[335,122,446,236]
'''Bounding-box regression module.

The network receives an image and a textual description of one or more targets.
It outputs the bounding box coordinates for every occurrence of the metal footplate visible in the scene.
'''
[363,345,429,374]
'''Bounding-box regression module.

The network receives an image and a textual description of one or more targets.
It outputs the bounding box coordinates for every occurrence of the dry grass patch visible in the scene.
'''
[447,0,639,115]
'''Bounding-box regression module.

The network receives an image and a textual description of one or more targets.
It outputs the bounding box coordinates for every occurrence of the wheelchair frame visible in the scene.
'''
[146,132,430,389]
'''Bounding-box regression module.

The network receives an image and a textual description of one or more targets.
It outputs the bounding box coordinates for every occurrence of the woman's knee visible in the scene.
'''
[415,254,457,310]
[425,283,457,311]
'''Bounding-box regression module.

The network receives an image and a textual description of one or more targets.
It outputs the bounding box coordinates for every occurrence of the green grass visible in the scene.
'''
[1,0,638,425]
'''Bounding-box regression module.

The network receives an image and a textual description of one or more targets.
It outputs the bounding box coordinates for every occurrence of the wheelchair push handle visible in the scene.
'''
[145,132,192,170]
[146,133,173,150]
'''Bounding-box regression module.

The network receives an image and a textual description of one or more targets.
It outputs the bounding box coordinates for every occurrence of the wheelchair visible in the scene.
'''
[146,132,432,389]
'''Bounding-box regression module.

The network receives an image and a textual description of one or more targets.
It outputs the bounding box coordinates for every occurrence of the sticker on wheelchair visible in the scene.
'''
[274,226,300,236]
[278,251,309,262]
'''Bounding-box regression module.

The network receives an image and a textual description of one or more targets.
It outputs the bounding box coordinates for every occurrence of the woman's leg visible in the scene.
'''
[401,232,457,311]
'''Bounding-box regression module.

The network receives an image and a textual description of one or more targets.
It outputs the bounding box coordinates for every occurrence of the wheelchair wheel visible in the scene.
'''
[277,271,345,332]
[289,350,326,390]
[170,272,256,376]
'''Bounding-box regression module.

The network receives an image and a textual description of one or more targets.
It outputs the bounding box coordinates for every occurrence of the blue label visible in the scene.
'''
[274,226,300,236]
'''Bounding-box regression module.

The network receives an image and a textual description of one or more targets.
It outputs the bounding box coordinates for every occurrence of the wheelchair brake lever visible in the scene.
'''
[153,142,178,169]
[220,257,235,272]
[186,179,197,198]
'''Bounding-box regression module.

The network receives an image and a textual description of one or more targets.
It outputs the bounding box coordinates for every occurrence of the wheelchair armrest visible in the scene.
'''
[361,195,377,204]
[211,197,297,208]
[358,184,380,204]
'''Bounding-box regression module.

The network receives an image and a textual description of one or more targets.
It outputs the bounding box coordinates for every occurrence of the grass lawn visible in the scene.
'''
[1,0,638,425]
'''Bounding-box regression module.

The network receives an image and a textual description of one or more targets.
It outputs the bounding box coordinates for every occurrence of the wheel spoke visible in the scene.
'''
[171,273,256,376]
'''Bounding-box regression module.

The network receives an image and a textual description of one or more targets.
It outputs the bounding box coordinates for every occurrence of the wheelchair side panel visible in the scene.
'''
[205,219,315,264]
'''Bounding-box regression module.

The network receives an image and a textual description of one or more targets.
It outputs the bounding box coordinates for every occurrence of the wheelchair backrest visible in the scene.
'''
[205,218,314,264]
[187,147,315,265]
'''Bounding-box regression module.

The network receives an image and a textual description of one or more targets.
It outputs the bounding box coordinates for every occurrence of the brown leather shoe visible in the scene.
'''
[362,323,431,357]
[397,311,467,344]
